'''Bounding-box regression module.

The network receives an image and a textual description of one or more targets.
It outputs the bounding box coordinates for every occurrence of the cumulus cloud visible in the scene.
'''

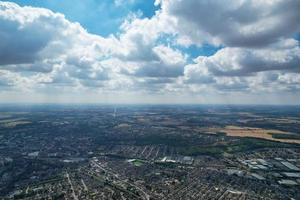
[173,0,300,93]
[113,11,183,78]
[0,71,14,87]
[186,39,300,78]
[0,1,118,90]
[0,3,56,65]
[184,63,215,84]
[158,0,300,47]
[0,1,300,103]
[123,45,186,77]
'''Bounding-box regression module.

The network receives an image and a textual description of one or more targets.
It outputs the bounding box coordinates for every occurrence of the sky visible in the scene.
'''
[0,0,300,104]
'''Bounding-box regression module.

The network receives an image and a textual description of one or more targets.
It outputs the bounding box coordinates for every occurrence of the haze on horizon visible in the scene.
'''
[0,0,300,105]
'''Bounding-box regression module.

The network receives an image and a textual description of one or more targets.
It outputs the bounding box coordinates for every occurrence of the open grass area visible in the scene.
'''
[128,159,145,167]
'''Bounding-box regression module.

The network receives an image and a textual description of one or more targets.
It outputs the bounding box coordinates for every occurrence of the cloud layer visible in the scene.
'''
[0,1,300,103]
[161,0,300,47]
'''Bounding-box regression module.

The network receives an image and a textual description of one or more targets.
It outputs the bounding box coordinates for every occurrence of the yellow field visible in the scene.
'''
[221,126,300,144]
[0,118,31,128]
[114,123,131,129]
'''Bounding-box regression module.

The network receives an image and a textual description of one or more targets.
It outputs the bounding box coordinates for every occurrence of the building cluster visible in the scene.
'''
[0,105,300,199]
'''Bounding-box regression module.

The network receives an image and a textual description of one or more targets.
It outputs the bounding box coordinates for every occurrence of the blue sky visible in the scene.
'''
[6,0,218,59]
[7,0,159,36]
[0,0,300,104]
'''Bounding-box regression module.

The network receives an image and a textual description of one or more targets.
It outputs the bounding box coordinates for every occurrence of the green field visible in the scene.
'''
[128,159,145,167]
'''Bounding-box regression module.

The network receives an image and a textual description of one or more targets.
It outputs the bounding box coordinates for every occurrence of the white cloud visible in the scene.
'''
[158,0,300,47]
[0,2,119,90]
[0,1,300,103]
[111,13,185,78]
[186,39,300,78]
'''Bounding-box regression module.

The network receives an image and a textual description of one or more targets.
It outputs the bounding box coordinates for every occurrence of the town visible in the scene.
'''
[0,104,300,199]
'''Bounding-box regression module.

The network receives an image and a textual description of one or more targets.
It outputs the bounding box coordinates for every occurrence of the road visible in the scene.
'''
[91,160,150,200]
[66,172,79,200]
